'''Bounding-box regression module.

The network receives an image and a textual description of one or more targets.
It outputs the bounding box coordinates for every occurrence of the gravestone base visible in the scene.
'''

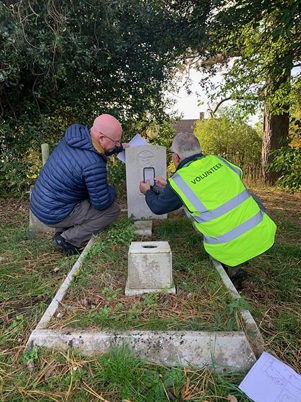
[133,220,152,237]
[125,283,176,296]
[27,329,255,371]
[125,241,176,296]
[25,238,262,372]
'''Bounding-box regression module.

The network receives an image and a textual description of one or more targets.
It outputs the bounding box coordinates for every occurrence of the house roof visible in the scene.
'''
[172,119,198,135]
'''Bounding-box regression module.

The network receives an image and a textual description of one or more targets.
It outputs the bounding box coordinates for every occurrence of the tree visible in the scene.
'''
[184,0,301,184]
[0,0,212,195]
[194,107,262,177]
[0,1,213,139]
[267,77,301,191]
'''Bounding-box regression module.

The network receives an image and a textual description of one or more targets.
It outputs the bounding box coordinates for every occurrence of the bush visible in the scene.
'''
[0,153,29,196]
[194,109,262,175]
[268,146,301,192]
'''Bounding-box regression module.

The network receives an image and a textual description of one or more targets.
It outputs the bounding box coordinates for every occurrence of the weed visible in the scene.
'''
[142,292,160,308]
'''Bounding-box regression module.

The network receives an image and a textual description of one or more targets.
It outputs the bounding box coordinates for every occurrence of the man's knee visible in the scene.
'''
[108,201,121,219]
[98,202,120,226]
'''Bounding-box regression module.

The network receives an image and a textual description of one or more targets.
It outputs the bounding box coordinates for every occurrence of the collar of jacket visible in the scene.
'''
[177,153,204,170]
[91,136,104,154]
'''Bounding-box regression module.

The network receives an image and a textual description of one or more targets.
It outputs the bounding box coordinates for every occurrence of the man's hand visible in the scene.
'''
[154,177,167,188]
[139,180,151,194]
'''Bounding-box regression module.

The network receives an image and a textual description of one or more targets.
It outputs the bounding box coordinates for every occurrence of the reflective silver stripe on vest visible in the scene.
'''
[216,156,241,177]
[172,172,207,213]
[194,189,250,223]
[172,172,251,222]
[204,210,263,244]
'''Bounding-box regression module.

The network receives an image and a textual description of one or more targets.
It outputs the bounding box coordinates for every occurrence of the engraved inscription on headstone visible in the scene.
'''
[125,145,167,219]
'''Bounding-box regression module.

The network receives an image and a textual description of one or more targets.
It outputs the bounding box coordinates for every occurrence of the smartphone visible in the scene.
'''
[143,167,155,186]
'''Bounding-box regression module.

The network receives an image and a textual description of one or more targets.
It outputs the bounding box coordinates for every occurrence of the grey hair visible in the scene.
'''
[172,133,201,160]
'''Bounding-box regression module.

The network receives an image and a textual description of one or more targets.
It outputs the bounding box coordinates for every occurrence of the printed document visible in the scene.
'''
[117,133,149,163]
[239,351,301,402]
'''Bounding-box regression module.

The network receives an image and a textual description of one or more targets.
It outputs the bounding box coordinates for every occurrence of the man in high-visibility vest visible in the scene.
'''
[139,133,277,285]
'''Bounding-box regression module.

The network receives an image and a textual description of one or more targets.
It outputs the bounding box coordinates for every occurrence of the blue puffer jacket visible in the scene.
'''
[30,124,119,224]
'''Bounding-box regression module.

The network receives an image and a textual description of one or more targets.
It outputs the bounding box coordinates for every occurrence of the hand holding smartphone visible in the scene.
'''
[143,167,155,186]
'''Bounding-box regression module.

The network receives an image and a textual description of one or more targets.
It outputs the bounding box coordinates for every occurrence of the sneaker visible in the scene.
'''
[52,233,82,256]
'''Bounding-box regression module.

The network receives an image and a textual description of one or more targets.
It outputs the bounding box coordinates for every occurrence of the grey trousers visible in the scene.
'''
[49,200,120,247]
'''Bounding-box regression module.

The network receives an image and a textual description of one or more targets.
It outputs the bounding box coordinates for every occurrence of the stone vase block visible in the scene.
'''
[125,241,176,296]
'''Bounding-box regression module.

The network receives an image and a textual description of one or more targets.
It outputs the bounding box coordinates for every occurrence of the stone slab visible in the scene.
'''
[26,329,256,372]
[29,210,54,234]
[211,258,265,358]
[125,283,176,296]
[35,238,95,330]
[133,220,152,236]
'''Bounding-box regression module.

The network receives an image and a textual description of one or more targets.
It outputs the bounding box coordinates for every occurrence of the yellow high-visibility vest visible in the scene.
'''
[169,155,277,266]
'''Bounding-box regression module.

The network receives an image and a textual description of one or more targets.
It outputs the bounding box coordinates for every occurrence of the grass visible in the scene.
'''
[0,186,300,401]
[49,215,242,332]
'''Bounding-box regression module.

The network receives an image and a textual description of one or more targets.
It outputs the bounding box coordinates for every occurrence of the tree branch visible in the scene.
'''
[208,97,233,116]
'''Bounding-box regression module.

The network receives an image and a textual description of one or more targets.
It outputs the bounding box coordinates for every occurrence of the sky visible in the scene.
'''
[166,67,261,127]
[168,65,301,126]
[166,68,221,120]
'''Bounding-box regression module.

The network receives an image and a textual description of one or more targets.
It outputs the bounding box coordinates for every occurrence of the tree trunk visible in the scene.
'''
[262,65,291,185]
[262,106,289,184]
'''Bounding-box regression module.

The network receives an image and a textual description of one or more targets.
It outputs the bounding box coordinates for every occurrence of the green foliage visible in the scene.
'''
[268,146,301,191]
[0,153,29,196]
[226,297,250,316]
[1,0,203,195]
[21,345,40,364]
[185,0,300,183]
[194,107,262,173]
[0,1,185,119]
[86,217,135,260]
[107,157,126,190]
[94,347,188,401]
[194,0,301,114]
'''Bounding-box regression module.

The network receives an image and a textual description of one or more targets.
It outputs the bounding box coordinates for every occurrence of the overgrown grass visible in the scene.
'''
[0,188,300,401]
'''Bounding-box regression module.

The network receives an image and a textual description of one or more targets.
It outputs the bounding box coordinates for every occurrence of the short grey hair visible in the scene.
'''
[171,133,201,160]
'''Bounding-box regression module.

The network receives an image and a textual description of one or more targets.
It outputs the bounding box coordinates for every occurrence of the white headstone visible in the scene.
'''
[125,145,167,219]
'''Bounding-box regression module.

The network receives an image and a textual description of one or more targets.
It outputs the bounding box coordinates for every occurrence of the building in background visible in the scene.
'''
[172,112,204,135]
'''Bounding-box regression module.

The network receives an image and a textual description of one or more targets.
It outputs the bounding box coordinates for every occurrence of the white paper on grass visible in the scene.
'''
[117,133,149,163]
[239,351,301,402]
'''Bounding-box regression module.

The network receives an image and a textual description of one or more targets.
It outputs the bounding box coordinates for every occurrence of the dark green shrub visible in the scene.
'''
[268,146,301,192]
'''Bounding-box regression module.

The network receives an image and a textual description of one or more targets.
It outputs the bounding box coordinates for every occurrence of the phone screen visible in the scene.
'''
[143,167,155,186]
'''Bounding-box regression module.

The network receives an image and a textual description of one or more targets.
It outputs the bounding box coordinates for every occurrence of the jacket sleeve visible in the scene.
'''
[145,183,183,214]
[105,145,124,156]
[83,162,116,210]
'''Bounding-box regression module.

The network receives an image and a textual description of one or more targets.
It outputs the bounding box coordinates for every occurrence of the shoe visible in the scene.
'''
[222,264,248,290]
[52,233,82,256]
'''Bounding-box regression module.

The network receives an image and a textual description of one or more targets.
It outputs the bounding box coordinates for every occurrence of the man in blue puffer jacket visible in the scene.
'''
[30,114,125,256]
